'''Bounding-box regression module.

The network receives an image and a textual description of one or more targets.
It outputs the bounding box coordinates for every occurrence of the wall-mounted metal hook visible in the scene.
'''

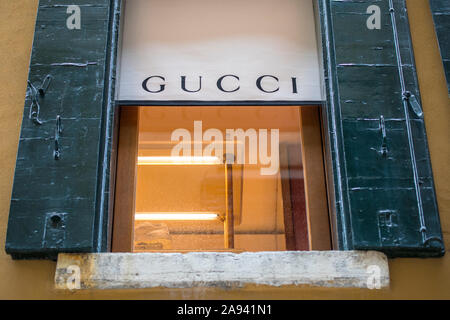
[27,75,52,125]
[53,115,62,160]
[38,75,52,96]
[27,81,43,125]
[379,115,388,156]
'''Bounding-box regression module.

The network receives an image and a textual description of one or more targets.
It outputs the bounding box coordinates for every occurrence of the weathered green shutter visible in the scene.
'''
[429,0,450,95]
[6,0,121,259]
[6,0,444,260]
[318,0,444,257]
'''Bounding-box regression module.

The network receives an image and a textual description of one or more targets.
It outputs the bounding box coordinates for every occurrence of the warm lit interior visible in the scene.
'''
[131,106,307,252]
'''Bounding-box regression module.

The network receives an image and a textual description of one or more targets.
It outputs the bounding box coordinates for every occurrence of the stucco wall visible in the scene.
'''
[0,0,448,299]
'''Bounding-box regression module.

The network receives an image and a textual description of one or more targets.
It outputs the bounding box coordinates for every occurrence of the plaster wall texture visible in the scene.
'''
[0,0,448,299]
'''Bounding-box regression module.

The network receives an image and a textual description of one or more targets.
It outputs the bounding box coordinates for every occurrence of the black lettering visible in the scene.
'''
[217,74,240,93]
[292,77,298,94]
[181,76,202,93]
[256,75,279,93]
[142,76,165,93]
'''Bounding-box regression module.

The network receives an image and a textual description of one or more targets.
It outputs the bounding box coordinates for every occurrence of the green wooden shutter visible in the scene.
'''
[5,0,121,259]
[429,0,450,95]
[6,0,444,260]
[318,0,444,257]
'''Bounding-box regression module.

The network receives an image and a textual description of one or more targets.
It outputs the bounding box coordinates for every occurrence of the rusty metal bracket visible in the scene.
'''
[378,210,399,246]
[403,91,424,118]
[27,75,52,125]
[53,115,62,160]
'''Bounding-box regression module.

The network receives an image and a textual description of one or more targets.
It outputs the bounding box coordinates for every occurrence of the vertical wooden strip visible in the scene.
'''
[300,107,332,251]
[224,163,235,249]
[287,143,309,251]
[112,107,140,252]
[106,106,121,251]
[279,144,296,250]
[232,164,244,226]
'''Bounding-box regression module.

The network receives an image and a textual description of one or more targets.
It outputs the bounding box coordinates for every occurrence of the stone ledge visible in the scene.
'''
[55,251,389,290]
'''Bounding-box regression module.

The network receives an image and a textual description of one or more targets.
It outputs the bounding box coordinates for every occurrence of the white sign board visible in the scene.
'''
[117,0,322,102]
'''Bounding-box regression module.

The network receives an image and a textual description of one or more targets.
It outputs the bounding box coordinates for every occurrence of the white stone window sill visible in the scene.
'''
[55,251,389,290]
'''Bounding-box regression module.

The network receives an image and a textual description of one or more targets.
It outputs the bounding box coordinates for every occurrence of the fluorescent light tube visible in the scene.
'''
[135,212,220,221]
[137,156,221,165]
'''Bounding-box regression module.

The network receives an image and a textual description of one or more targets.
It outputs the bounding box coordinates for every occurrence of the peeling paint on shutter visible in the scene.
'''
[429,0,450,95]
[318,0,444,257]
[5,0,121,259]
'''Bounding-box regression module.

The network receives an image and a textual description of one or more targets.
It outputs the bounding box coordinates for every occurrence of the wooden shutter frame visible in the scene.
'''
[6,0,444,259]
[5,0,122,259]
[316,0,444,257]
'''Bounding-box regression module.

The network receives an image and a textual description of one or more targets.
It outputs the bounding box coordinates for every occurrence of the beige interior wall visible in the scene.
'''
[135,106,299,252]
[0,0,448,299]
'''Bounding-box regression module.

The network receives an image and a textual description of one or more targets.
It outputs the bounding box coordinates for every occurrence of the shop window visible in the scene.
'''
[5,0,444,260]
[112,106,331,252]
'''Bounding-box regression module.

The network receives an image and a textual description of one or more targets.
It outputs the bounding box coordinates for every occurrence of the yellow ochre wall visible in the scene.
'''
[0,0,448,299]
